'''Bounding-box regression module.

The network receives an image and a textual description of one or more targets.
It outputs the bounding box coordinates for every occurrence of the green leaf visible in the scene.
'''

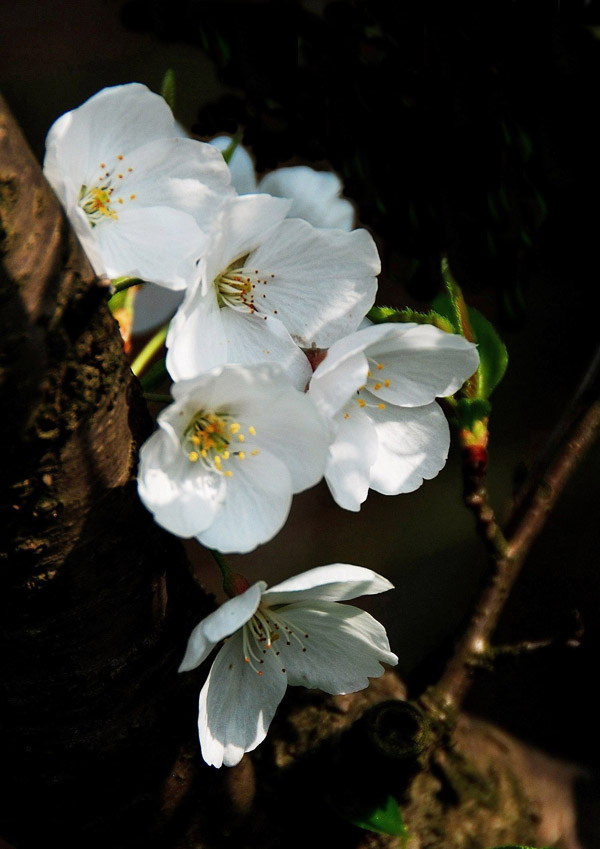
[431,294,508,399]
[347,795,408,838]
[161,69,176,111]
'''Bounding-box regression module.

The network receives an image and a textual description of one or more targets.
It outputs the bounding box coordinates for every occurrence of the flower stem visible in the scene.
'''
[131,324,168,378]
[208,549,251,597]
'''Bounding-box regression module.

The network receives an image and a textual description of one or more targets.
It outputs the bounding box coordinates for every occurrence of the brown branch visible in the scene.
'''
[427,397,600,717]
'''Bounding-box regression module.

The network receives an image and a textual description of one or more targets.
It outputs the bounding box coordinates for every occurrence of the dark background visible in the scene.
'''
[2,0,600,770]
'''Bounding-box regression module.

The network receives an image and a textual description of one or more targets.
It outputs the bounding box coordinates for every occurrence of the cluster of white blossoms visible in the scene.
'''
[44,83,479,768]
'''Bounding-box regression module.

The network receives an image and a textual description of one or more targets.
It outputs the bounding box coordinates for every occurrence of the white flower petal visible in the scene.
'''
[137,427,226,538]
[196,449,293,554]
[323,406,378,511]
[308,348,369,420]
[236,380,329,492]
[179,580,267,672]
[166,285,227,381]
[368,400,450,495]
[258,166,354,231]
[277,601,397,693]
[263,563,394,606]
[220,310,313,391]
[94,205,204,288]
[210,136,258,194]
[117,135,232,232]
[203,194,291,288]
[198,630,287,767]
[245,219,380,347]
[365,323,480,407]
[44,84,175,201]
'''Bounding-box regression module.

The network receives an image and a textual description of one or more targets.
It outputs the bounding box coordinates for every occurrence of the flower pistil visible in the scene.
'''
[78,155,135,227]
[183,410,258,477]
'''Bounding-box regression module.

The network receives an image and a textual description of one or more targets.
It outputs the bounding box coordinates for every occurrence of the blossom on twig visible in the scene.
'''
[166,193,379,388]
[308,323,480,510]
[179,564,398,767]
[137,363,329,553]
[43,83,232,289]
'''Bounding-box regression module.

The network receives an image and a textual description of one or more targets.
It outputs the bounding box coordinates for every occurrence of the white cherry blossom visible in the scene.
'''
[166,193,380,389]
[179,564,398,767]
[43,83,232,289]
[308,323,480,511]
[210,136,354,230]
[137,363,329,553]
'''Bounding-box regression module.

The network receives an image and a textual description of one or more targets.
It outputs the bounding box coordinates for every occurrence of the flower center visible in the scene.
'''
[78,155,136,228]
[214,255,276,319]
[347,357,390,416]
[242,604,309,675]
[183,410,259,477]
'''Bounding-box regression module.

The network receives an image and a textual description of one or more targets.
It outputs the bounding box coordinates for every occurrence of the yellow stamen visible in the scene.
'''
[229,423,240,434]
[222,451,230,460]
[377,363,384,370]
[378,403,385,410]
[250,449,260,456]
[374,382,382,390]
[248,426,256,436]
[189,451,199,462]
[358,399,366,408]
[224,470,233,477]
[238,434,245,443]
[237,451,246,460]
[384,379,390,387]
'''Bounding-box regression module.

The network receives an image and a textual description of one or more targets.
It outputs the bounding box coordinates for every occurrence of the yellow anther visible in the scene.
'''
[248,426,256,436]
[214,455,222,468]
[237,451,246,460]
[130,194,136,200]
[118,198,124,204]
[384,379,390,387]
[222,451,230,460]
[377,363,384,370]
[224,470,233,477]
[367,370,372,377]
[229,423,240,434]
[378,403,386,410]
[344,413,350,419]
[250,449,260,456]
[358,399,366,408]
[374,382,382,390]
[238,434,245,443]
[118,155,124,161]
[189,451,199,462]
[192,434,201,445]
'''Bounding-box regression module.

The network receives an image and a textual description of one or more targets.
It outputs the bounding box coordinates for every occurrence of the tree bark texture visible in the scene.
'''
[0,92,211,849]
[0,92,594,849]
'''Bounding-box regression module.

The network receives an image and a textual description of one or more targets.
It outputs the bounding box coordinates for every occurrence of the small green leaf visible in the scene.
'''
[161,69,176,111]
[431,294,508,399]
[347,795,408,838]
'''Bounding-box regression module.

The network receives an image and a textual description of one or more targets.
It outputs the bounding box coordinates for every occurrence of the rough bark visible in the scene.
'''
[0,92,211,849]
[0,92,593,849]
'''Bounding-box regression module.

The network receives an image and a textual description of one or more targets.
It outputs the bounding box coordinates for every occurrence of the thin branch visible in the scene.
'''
[427,397,600,717]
